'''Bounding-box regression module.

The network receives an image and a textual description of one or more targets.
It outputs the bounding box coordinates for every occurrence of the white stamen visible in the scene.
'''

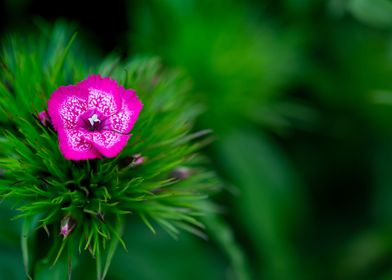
[88,114,100,126]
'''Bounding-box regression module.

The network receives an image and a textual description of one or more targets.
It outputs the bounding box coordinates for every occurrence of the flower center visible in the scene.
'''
[77,111,104,132]
[77,110,112,132]
[85,113,103,131]
[88,114,100,127]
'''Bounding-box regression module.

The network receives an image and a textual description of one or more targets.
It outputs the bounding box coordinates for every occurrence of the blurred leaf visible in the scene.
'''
[282,0,318,17]
[0,244,25,279]
[328,0,347,17]
[108,220,227,280]
[203,215,251,280]
[348,0,392,28]
[371,90,392,105]
[371,142,392,223]
[130,0,300,131]
[0,203,21,246]
[336,228,392,279]
[35,255,68,280]
[217,129,307,279]
[0,204,24,279]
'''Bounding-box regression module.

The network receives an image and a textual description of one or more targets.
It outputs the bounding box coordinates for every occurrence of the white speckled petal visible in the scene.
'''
[58,129,100,160]
[110,88,143,134]
[48,85,88,131]
[85,131,130,158]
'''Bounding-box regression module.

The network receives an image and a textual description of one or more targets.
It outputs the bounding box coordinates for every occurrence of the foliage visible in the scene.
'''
[3,0,392,279]
[128,0,392,279]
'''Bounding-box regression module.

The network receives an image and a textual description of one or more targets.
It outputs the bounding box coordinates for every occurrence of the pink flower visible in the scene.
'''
[48,75,143,160]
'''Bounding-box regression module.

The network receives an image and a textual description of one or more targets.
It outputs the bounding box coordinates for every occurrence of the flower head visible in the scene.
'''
[48,75,143,160]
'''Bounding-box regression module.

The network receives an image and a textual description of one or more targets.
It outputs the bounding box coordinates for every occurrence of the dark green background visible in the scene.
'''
[2,0,392,279]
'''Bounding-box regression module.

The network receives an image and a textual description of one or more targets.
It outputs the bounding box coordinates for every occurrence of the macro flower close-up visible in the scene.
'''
[4,1,392,280]
[47,75,143,160]
[0,23,220,278]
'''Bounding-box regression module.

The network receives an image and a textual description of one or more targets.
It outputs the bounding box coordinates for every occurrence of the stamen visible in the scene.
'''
[88,114,100,127]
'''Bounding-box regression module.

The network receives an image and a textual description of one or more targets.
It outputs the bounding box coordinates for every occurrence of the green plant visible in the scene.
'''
[0,22,219,279]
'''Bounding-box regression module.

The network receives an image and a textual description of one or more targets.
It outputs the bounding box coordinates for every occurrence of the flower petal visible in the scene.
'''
[48,85,88,131]
[85,131,130,158]
[58,129,100,160]
[110,88,143,134]
[78,75,122,116]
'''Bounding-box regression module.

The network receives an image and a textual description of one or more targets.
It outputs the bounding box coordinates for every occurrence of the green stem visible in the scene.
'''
[21,218,33,280]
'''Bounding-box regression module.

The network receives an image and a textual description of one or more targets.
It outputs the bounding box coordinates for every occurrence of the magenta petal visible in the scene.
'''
[58,129,100,160]
[110,88,143,134]
[48,86,88,131]
[78,75,122,116]
[85,131,130,158]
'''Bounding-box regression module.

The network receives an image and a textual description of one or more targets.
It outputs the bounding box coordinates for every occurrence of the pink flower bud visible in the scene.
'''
[133,153,145,166]
[38,111,51,126]
[170,167,191,180]
[60,216,76,238]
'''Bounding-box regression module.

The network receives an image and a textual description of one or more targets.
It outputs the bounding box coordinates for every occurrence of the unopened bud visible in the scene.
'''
[60,216,76,238]
[119,154,146,168]
[38,111,51,126]
[170,167,191,180]
[133,154,145,166]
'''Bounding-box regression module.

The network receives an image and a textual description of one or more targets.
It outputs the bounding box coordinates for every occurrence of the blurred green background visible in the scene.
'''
[3,0,392,279]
